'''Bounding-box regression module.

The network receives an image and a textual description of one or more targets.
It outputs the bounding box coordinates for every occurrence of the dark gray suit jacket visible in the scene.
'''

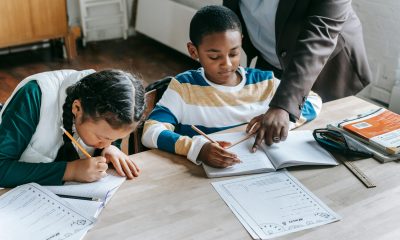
[224,0,372,119]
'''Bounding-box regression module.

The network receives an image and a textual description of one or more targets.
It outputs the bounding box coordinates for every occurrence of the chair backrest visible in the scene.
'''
[145,76,172,102]
[128,76,172,154]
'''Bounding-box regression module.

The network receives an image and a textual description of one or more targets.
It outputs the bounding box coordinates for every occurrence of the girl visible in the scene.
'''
[0,69,145,187]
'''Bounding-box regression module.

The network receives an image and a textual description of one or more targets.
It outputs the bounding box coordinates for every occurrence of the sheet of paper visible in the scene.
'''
[203,132,275,177]
[0,183,95,240]
[45,169,125,203]
[212,171,341,239]
[260,130,338,168]
[60,199,103,240]
[62,198,103,218]
[230,203,260,239]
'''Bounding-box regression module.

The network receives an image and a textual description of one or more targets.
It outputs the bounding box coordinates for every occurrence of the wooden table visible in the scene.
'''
[82,96,400,239]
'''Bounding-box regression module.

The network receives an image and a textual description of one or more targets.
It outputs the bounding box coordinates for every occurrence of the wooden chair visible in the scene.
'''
[128,76,172,154]
[129,89,157,154]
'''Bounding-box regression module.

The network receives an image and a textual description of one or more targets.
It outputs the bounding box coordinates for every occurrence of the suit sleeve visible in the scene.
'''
[270,0,351,119]
[0,81,67,188]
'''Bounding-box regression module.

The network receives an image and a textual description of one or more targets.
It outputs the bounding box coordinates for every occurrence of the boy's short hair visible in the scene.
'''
[189,5,242,47]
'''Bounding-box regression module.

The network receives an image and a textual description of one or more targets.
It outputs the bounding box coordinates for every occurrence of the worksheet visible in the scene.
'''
[0,183,95,240]
[212,171,341,239]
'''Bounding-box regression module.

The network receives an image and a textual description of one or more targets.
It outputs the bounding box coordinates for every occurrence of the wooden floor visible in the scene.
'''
[0,34,199,103]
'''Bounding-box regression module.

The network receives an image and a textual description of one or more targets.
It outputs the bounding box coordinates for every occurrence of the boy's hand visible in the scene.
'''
[64,156,108,182]
[102,145,140,179]
[248,107,289,152]
[198,141,241,168]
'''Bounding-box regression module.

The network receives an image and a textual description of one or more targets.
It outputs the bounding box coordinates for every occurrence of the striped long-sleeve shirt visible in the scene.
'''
[142,67,322,164]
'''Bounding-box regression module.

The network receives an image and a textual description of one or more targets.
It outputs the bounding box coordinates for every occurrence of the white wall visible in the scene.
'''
[66,1,400,111]
[353,0,400,112]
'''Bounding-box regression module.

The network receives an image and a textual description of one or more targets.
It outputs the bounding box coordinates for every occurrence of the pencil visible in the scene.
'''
[226,123,259,149]
[57,194,100,202]
[60,126,92,158]
[191,125,218,144]
[226,134,255,149]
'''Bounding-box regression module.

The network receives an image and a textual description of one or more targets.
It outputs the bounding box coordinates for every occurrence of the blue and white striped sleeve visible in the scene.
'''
[141,78,203,163]
[291,91,322,129]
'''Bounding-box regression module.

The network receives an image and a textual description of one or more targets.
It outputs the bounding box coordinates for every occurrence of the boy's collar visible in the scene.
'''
[199,66,247,92]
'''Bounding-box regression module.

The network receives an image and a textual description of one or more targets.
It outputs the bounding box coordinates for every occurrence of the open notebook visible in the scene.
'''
[45,169,125,206]
[203,130,338,178]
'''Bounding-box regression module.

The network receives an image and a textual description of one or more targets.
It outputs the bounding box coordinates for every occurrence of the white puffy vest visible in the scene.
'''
[0,69,95,163]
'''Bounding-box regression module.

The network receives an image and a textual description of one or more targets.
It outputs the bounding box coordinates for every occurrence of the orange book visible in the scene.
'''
[338,108,400,154]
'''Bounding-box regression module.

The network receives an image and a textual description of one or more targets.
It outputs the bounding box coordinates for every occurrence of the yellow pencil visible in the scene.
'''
[60,126,92,158]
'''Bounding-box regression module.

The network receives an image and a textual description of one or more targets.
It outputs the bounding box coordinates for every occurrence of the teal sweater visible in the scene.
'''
[0,81,67,187]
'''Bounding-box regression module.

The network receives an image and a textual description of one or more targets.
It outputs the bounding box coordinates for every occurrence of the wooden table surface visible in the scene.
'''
[83,96,400,240]
[17,96,400,240]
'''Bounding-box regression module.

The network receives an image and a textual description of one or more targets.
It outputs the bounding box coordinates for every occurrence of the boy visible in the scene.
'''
[142,5,322,168]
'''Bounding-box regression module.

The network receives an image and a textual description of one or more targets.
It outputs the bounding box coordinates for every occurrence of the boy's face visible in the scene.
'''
[187,30,242,86]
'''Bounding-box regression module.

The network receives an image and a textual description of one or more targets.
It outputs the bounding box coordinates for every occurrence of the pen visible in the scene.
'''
[60,126,92,158]
[191,125,218,144]
[57,194,101,202]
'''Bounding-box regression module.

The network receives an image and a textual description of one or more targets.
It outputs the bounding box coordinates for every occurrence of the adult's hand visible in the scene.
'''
[247,107,290,152]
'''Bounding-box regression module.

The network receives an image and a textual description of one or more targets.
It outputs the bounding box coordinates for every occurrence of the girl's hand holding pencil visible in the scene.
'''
[61,126,108,182]
[63,156,108,182]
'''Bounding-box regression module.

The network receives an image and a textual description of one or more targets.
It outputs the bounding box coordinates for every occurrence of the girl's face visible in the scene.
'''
[72,100,134,149]
[187,30,242,86]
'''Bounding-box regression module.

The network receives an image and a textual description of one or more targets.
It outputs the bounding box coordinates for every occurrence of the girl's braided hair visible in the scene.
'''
[59,70,145,158]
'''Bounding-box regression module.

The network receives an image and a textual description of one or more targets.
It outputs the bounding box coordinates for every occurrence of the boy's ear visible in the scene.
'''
[187,42,199,60]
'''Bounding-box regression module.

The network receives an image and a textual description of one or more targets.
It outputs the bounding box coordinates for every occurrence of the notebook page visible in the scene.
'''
[0,183,94,240]
[203,132,275,178]
[45,169,125,203]
[261,130,338,169]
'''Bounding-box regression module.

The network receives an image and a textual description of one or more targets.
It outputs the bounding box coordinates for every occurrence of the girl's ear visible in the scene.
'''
[71,99,82,118]
[187,42,199,61]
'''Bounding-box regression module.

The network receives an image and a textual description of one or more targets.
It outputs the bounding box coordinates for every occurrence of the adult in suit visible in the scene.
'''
[224,0,372,148]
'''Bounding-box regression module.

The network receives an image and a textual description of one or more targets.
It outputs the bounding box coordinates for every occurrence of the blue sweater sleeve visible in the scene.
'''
[0,81,67,188]
[143,104,182,154]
